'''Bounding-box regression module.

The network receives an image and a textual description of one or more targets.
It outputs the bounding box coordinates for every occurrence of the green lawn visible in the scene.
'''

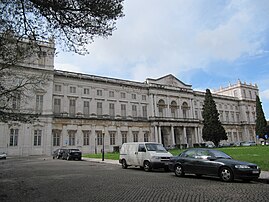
[83,145,269,171]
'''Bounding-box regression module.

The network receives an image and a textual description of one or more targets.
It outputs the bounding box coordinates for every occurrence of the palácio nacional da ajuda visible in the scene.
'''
[0,40,258,156]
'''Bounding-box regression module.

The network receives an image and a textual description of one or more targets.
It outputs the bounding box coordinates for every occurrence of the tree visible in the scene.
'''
[0,0,124,54]
[0,0,124,123]
[255,95,267,139]
[202,89,227,147]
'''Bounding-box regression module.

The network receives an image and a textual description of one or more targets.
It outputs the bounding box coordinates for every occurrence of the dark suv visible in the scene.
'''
[52,148,67,159]
[62,149,82,161]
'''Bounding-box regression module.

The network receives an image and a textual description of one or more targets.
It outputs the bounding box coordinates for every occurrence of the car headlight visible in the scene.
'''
[235,165,251,169]
[152,156,161,160]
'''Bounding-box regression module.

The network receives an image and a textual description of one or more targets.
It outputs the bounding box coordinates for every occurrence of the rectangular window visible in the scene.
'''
[83,101,90,117]
[55,85,62,92]
[109,131,116,145]
[70,86,76,93]
[121,132,127,144]
[36,95,43,113]
[109,91,114,97]
[159,106,163,117]
[132,94,136,100]
[84,88,90,95]
[83,131,90,146]
[97,102,102,116]
[97,131,103,145]
[38,51,47,65]
[109,103,115,117]
[69,99,76,117]
[236,113,240,123]
[142,106,147,118]
[219,111,223,122]
[249,90,252,99]
[10,129,18,146]
[34,130,42,146]
[54,98,61,114]
[225,111,229,122]
[97,90,102,96]
[133,132,138,142]
[121,92,126,99]
[231,112,235,122]
[132,105,137,117]
[195,111,198,119]
[121,104,126,117]
[142,95,146,101]
[53,131,60,146]
[69,132,75,146]
[12,93,21,110]
[144,132,149,142]
[243,89,246,98]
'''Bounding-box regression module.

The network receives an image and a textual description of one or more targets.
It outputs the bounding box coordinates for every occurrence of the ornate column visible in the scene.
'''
[154,126,158,142]
[158,126,162,144]
[183,126,187,144]
[171,125,175,145]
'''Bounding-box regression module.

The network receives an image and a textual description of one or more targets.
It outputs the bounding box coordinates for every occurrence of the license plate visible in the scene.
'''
[252,170,259,174]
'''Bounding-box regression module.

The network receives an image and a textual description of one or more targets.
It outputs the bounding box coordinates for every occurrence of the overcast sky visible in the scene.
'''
[54,0,269,119]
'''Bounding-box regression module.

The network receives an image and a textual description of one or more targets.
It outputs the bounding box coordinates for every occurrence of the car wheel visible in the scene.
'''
[53,156,55,159]
[174,164,184,177]
[220,167,234,182]
[122,159,128,169]
[144,161,152,172]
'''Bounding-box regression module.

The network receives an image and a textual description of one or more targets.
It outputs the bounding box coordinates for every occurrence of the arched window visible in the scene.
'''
[158,99,165,117]
[182,102,189,118]
[170,101,177,118]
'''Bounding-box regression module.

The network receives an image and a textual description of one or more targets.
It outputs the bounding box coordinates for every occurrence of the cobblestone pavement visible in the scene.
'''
[0,156,269,202]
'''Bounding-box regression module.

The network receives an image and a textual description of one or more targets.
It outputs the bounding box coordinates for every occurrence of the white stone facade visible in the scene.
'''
[0,42,258,156]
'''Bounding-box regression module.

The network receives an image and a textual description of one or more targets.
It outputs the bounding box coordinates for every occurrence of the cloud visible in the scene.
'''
[261,89,269,100]
[54,0,269,82]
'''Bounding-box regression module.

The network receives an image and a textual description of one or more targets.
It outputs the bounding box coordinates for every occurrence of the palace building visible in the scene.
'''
[0,41,258,156]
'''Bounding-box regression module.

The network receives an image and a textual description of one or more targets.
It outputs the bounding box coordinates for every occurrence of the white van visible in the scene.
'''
[119,142,173,172]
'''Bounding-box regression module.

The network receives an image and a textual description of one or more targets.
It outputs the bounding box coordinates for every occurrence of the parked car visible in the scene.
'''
[52,148,67,159]
[0,152,7,160]
[62,149,82,160]
[234,141,244,146]
[119,142,173,172]
[241,141,256,146]
[261,141,269,145]
[219,142,233,147]
[168,148,260,182]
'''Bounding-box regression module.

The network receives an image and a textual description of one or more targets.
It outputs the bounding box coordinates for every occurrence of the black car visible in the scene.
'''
[169,148,260,182]
[62,149,82,160]
[52,148,67,159]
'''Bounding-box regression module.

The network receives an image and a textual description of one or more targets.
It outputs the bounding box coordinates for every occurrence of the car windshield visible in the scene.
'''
[210,150,232,159]
[70,149,80,152]
[145,143,167,152]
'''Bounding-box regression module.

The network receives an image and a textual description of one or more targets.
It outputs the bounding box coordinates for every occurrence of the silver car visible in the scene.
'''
[241,141,256,146]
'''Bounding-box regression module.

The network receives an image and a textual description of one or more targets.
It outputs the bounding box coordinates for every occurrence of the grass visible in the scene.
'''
[84,152,120,160]
[83,145,269,171]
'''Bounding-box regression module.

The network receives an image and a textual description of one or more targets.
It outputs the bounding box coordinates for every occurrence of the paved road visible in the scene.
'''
[0,156,269,202]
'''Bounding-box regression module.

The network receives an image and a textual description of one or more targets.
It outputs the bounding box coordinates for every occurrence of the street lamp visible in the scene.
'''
[102,131,105,161]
